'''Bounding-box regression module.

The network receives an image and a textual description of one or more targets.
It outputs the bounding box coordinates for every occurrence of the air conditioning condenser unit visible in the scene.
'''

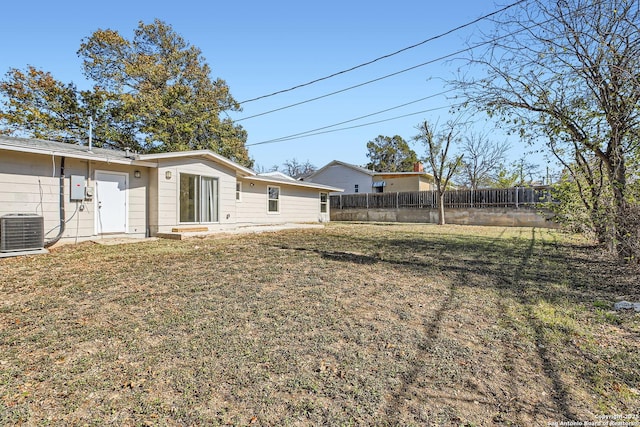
[0,214,45,252]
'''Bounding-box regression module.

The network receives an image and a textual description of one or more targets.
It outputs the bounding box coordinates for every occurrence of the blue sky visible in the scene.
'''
[0,0,549,176]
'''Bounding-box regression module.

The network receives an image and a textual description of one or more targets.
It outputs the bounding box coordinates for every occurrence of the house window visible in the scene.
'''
[236,182,242,201]
[320,192,328,213]
[354,184,359,193]
[180,173,219,223]
[268,186,280,213]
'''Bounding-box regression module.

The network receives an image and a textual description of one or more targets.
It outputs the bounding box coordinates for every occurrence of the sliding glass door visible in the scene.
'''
[179,173,219,223]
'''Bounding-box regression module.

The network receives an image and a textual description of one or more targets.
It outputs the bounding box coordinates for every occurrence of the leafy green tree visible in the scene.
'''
[415,121,464,225]
[365,135,419,172]
[0,19,252,166]
[491,158,540,188]
[457,0,640,260]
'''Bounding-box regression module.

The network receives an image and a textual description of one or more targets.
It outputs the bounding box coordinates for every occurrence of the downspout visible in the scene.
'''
[44,156,66,248]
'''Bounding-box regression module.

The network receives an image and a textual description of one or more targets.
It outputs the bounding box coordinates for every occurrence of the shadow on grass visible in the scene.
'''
[278,226,638,421]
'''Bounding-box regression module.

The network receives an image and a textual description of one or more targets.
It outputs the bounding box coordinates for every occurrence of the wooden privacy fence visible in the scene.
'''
[330,186,552,210]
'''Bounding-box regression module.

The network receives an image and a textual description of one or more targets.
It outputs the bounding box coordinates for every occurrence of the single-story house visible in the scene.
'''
[303,160,435,194]
[0,136,341,248]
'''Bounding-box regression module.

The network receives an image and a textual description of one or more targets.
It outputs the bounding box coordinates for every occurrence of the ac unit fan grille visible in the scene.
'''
[0,214,45,252]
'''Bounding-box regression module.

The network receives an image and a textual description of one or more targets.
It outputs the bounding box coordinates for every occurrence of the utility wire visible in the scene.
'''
[241,0,601,147]
[234,0,592,123]
[248,90,455,143]
[247,103,463,147]
[234,45,471,122]
[238,0,527,104]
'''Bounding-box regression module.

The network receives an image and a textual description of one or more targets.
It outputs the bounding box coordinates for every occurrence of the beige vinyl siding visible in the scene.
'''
[0,151,61,237]
[151,157,237,234]
[148,168,159,235]
[0,151,148,243]
[235,180,327,225]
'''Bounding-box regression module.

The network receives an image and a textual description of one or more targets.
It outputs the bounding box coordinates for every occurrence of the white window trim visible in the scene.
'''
[267,185,280,214]
[236,181,242,202]
[177,173,220,224]
[320,192,328,213]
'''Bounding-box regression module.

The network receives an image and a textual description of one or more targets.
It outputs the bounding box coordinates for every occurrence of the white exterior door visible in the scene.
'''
[95,171,128,234]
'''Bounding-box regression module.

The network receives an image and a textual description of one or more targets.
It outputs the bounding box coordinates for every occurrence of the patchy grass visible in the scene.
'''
[1,223,639,426]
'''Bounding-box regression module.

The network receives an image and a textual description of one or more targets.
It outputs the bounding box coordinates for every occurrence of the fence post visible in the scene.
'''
[366,193,369,209]
[515,186,519,209]
[339,194,342,209]
[396,192,399,209]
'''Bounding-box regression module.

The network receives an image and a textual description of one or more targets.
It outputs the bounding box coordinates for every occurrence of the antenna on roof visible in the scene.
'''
[88,116,93,152]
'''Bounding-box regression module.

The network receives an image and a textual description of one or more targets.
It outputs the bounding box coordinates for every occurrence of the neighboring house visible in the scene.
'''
[303,160,435,194]
[0,136,341,247]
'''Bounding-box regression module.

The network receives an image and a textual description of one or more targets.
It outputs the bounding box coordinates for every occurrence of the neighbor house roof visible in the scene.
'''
[304,160,375,180]
[306,159,434,180]
[374,171,435,179]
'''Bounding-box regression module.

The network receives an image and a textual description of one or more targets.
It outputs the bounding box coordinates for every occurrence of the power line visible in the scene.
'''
[248,90,455,142]
[234,2,582,123]
[233,24,531,123]
[247,103,464,147]
[242,0,602,148]
[237,0,527,104]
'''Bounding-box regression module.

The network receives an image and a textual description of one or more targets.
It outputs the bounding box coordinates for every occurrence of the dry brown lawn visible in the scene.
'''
[1,223,639,426]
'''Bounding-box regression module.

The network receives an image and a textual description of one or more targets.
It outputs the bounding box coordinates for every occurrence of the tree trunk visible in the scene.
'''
[604,141,633,261]
[437,191,446,225]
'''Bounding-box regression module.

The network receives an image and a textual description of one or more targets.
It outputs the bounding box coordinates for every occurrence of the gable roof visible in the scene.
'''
[137,150,255,176]
[0,135,343,192]
[306,159,435,180]
[0,135,155,167]
[0,135,254,174]
[305,160,375,181]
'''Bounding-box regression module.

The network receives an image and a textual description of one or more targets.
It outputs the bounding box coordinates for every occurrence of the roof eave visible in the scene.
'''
[242,175,343,192]
[137,150,256,176]
[0,142,157,167]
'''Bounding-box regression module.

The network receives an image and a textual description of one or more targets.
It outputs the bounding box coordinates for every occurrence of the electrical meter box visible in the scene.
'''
[70,175,86,200]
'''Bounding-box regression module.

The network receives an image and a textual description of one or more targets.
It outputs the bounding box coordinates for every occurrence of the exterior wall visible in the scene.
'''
[235,179,329,225]
[331,207,558,228]
[373,175,434,193]
[0,150,148,244]
[305,164,371,194]
[151,157,238,234]
[418,176,433,191]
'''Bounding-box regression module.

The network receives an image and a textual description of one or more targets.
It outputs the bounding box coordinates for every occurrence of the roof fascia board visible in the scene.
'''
[242,175,343,192]
[0,143,157,167]
[138,150,256,176]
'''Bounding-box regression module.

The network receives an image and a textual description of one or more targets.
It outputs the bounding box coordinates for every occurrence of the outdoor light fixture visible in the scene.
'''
[134,170,141,178]
[165,171,172,180]
[250,182,255,187]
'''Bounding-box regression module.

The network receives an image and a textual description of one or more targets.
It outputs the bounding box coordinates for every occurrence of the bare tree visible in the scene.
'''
[457,0,640,260]
[415,121,464,225]
[458,133,510,189]
[281,158,316,179]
